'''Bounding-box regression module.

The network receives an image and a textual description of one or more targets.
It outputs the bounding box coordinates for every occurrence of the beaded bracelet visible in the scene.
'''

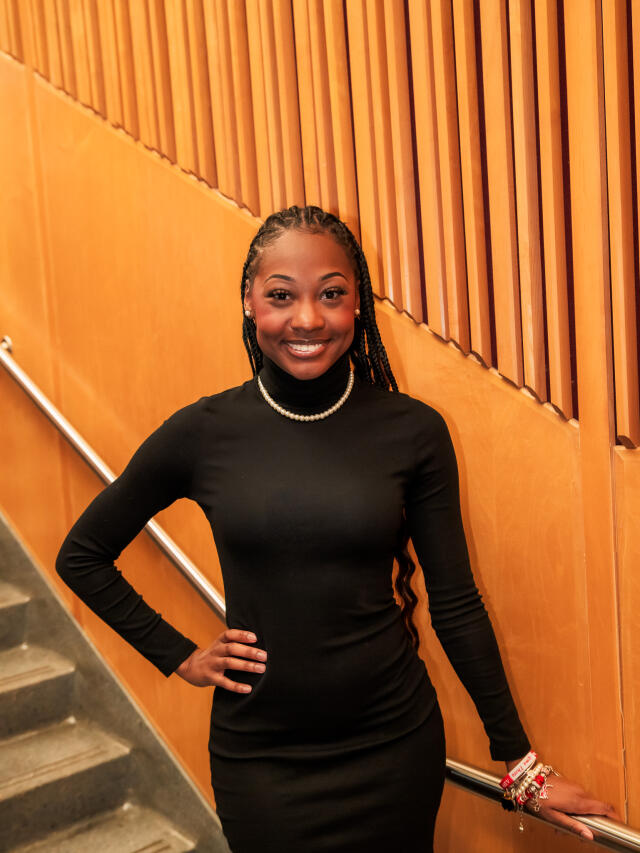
[500,753,560,831]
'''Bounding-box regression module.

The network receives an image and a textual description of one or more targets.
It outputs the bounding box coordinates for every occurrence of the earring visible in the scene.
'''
[354,308,360,317]
[244,308,253,319]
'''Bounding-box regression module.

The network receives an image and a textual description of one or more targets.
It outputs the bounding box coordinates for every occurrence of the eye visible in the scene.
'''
[267,289,291,301]
[322,287,347,301]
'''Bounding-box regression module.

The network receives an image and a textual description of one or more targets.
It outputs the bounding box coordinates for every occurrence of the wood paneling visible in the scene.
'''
[2,2,640,843]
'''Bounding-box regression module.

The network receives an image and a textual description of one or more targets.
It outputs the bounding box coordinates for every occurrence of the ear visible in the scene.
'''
[244,284,254,313]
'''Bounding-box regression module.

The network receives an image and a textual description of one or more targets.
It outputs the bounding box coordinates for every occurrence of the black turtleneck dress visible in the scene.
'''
[56,350,530,853]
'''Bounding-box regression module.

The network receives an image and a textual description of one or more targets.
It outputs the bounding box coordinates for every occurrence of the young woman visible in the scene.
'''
[56,205,618,852]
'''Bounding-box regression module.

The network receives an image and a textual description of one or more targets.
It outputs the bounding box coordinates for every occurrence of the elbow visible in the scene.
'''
[55,535,75,588]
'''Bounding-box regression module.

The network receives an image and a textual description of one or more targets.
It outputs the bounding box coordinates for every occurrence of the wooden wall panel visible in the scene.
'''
[3,2,640,842]
[564,0,626,808]
[615,449,640,827]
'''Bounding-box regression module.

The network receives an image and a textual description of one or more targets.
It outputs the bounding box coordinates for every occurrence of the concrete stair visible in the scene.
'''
[11,803,196,853]
[0,517,230,853]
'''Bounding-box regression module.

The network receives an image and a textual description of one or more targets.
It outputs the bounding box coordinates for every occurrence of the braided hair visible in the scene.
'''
[240,205,420,651]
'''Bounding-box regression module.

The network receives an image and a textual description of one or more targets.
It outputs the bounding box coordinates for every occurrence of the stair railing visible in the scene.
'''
[2,334,638,852]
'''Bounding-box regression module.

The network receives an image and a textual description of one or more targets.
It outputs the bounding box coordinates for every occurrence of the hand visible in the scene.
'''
[175,628,267,692]
[526,773,620,841]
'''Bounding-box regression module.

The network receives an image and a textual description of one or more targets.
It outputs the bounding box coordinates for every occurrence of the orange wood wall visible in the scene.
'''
[1,2,638,849]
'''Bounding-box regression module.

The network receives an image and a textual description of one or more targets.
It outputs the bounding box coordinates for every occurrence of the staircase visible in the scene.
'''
[0,514,231,853]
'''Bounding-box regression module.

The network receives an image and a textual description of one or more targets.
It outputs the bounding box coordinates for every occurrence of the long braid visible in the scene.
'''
[240,205,421,650]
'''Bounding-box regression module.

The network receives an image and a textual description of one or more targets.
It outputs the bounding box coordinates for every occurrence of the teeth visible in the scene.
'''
[287,342,325,352]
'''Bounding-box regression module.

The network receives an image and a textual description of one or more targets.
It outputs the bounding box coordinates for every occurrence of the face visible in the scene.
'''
[244,229,360,380]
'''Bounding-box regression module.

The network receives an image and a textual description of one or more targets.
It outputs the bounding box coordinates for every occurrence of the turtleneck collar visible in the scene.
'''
[257,350,352,414]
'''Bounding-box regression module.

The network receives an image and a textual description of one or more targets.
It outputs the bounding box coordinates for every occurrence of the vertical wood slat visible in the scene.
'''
[509,0,546,400]
[383,0,422,322]
[307,0,338,211]
[407,0,448,337]
[292,0,321,206]
[112,0,138,137]
[227,0,259,213]
[344,0,385,295]
[185,0,216,186]
[245,0,273,217]
[534,0,573,418]
[479,0,523,384]
[6,0,23,60]
[69,0,91,106]
[95,0,123,126]
[165,0,198,174]
[256,1,286,209]
[0,1,9,54]
[147,0,176,160]
[82,0,106,116]
[273,0,303,207]
[602,0,640,446]
[451,0,492,365]
[14,0,34,67]
[202,0,237,197]
[366,0,401,305]
[324,0,358,237]
[214,0,241,196]
[56,0,78,96]
[429,0,469,350]
[564,0,626,809]
[43,0,64,89]
[129,0,159,149]
[29,0,50,75]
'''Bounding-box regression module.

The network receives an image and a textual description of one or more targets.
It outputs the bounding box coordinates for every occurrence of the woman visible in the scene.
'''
[56,205,618,851]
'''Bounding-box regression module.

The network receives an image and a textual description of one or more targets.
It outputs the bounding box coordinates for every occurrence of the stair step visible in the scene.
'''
[0,645,75,737]
[0,719,131,849]
[9,802,197,852]
[0,582,29,649]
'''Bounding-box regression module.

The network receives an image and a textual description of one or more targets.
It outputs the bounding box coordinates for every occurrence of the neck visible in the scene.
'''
[257,350,352,414]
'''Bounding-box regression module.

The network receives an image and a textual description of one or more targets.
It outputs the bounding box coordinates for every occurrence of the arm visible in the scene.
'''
[405,406,530,762]
[55,404,201,676]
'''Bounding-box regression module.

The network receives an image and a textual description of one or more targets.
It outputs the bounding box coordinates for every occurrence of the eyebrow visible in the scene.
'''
[264,271,348,283]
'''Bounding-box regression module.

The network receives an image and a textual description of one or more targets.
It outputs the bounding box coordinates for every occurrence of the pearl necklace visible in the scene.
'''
[256,369,355,422]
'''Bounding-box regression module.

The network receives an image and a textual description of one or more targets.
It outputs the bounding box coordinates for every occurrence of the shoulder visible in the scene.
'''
[163,377,255,426]
[355,380,450,438]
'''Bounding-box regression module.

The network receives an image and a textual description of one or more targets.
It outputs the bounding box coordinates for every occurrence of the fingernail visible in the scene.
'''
[256,651,267,661]
[246,632,257,641]
[241,684,252,692]
[254,663,266,672]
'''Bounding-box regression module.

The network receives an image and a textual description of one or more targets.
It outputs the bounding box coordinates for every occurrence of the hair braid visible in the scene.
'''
[240,205,421,650]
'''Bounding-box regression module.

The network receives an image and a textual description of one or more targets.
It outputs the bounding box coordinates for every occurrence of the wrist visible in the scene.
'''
[175,648,197,677]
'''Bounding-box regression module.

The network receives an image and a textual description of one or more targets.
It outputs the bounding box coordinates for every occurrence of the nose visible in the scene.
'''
[290,296,325,332]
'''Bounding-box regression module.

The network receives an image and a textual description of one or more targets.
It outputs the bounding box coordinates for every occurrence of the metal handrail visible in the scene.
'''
[0,337,225,620]
[2,335,637,851]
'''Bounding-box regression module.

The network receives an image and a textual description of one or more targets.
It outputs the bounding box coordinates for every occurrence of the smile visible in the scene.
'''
[284,341,329,356]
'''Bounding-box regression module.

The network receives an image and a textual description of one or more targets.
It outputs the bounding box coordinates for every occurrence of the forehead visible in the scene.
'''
[256,229,354,276]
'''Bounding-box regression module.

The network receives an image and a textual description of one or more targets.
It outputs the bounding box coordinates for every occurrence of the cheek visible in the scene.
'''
[253,307,286,335]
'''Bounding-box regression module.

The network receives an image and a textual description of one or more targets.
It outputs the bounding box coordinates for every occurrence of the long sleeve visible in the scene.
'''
[56,403,202,676]
[405,406,531,761]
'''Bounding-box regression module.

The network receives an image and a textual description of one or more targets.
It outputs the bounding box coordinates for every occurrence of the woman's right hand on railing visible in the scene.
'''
[175,629,267,691]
